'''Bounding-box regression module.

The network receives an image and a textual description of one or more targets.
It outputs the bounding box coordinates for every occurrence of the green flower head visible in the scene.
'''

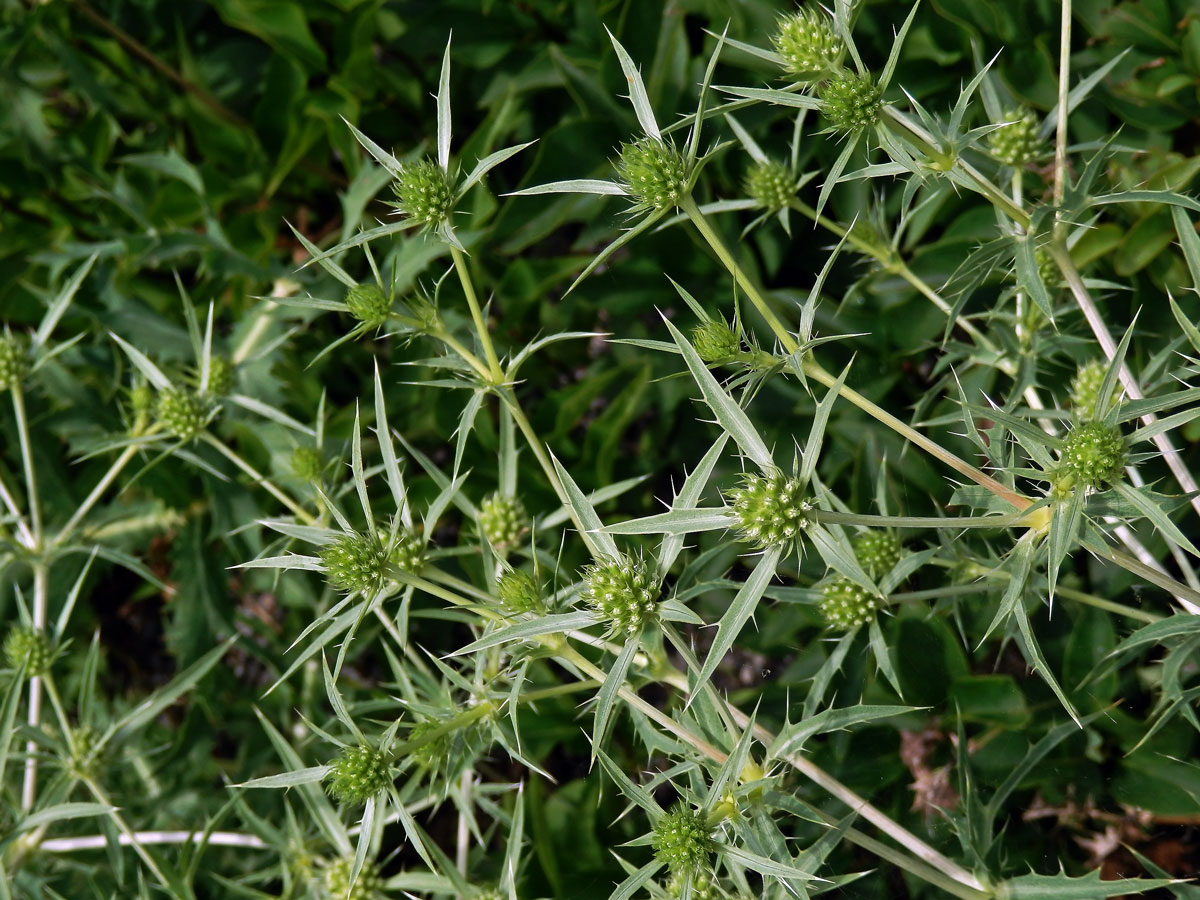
[1068,359,1106,422]
[652,804,715,874]
[744,159,795,213]
[725,470,812,549]
[323,855,383,900]
[4,626,53,678]
[291,445,325,483]
[819,575,880,630]
[156,387,214,442]
[692,318,741,364]
[0,333,29,390]
[582,553,659,635]
[324,745,392,805]
[1060,421,1126,488]
[617,137,690,211]
[393,158,455,228]
[479,493,528,549]
[819,72,882,133]
[345,283,393,328]
[320,532,391,596]
[852,530,901,580]
[771,6,843,79]
[496,569,542,614]
[989,108,1041,166]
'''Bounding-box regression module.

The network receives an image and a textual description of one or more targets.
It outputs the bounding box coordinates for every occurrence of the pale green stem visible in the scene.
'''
[20,565,48,812]
[231,299,278,365]
[55,444,140,547]
[0,467,33,549]
[1054,0,1071,213]
[12,387,41,544]
[450,246,504,382]
[435,328,493,381]
[82,777,174,888]
[201,434,314,524]
[814,509,1034,530]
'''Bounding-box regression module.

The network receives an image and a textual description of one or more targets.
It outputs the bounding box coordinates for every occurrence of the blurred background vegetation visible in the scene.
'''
[2,0,1200,895]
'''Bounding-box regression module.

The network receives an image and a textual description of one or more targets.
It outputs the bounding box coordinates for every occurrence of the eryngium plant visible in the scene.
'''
[6,4,1200,900]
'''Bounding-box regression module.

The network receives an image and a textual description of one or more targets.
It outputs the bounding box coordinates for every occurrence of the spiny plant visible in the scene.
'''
[5,2,1200,899]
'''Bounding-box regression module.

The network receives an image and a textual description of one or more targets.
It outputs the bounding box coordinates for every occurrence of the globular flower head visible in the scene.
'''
[479,493,528,550]
[320,532,391,596]
[0,333,29,390]
[725,470,812,549]
[667,867,717,900]
[617,138,690,211]
[652,804,716,874]
[692,318,741,364]
[819,73,882,133]
[156,387,214,442]
[989,108,1042,166]
[853,530,901,580]
[291,445,325,483]
[345,283,392,328]
[69,725,102,775]
[1060,421,1126,488]
[497,569,542,614]
[744,159,795,213]
[324,745,392,805]
[4,626,53,677]
[819,575,879,630]
[323,855,383,900]
[129,380,155,418]
[582,553,659,635]
[1069,359,1106,421]
[771,6,843,79]
[388,528,427,574]
[393,158,455,228]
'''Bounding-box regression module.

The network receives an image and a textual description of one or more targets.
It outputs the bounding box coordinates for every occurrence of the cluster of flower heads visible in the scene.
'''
[617,138,691,211]
[725,470,811,549]
[319,528,426,596]
[582,552,660,635]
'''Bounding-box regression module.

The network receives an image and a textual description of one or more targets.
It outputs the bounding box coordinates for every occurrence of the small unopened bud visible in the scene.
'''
[156,388,214,442]
[691,318,741,364]
[345,283,392,328]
